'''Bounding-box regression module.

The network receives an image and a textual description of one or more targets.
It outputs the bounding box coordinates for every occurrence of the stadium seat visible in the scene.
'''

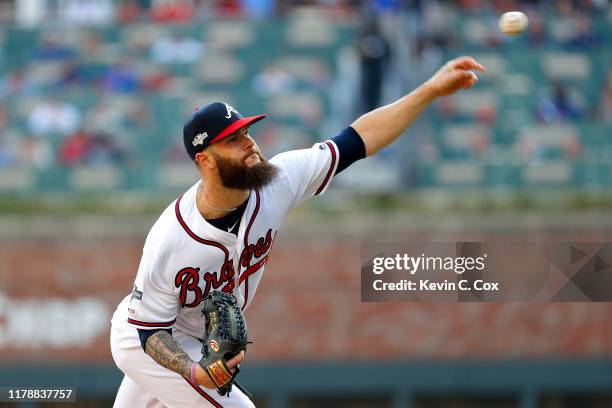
[541,53,591,80]
[0,167,35,191]
[70,165,122,190]
[195,53,244,84]
[523,161,572,184]
[436,162,483,185]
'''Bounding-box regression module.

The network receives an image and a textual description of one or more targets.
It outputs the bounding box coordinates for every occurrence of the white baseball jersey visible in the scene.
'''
[115,140,339,338]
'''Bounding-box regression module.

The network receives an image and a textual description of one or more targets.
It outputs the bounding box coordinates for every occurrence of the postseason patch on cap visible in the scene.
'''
[192,132,208,147]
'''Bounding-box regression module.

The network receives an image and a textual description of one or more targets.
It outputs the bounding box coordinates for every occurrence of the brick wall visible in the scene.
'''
[1,218,611,363]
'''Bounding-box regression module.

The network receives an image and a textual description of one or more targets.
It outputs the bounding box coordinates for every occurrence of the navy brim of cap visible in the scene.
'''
[209,114,267,145]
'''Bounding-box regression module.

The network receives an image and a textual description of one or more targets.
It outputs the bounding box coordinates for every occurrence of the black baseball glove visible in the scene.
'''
[199,290,249,396]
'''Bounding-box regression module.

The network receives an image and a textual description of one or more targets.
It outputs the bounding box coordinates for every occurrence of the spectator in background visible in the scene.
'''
[117,0,143,23]
[566,13,599,49]
[561,133,582,160]
[27,98,81,136]
[141,66,173,91]
[0,107,16,168]
[215,0,243,17]
[32,32,76,61]
[411,37,443,85]
[0,112,53,177]
[421,1,456,50]
[58,128,125,166]
[150,33,203,64]
[0,135,18,168]
[15,0,47,27]
[357,15,390,113]
[59,0,115,26]
[150,0,194,23]
[0,104,8,129]
[554,0,575,16]
[0,31,4,66]
[80,32,105,59]
[1,69,38,97]
[58,128,92,166]
[57,61,88,88]
[536,81,582,123]
[88,132,125,165]
[526,12,550,48]
[19,136,54,169]
[469,129,490,158]
[600,70,612,123]
[100,62,140,93]
[240,0,275,19]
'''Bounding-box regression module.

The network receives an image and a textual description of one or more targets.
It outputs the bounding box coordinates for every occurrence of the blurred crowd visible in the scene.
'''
[351,0,612,172]
[11,0,360,27]
[0,0,611,189]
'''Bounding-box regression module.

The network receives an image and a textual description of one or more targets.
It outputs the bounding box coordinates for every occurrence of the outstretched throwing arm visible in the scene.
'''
[351,56,486,157]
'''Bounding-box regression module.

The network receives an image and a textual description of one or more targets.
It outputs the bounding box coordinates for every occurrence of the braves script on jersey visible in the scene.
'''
[114,140,338,338]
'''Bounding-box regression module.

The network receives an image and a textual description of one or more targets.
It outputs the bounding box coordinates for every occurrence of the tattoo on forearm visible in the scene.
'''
[146,331,192,379]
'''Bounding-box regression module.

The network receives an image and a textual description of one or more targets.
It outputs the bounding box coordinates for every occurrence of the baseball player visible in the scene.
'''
[110,56,485,407]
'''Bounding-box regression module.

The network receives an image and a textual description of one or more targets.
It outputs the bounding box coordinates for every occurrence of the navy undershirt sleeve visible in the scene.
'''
[330,126,366,174]
[138,328,172,352]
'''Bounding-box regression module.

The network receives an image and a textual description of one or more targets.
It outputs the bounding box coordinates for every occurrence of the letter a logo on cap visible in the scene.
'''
[192,132,208,147]
[224,103,239,119]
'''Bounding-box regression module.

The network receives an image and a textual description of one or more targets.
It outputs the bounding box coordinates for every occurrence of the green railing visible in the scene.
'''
[1,360,611,407]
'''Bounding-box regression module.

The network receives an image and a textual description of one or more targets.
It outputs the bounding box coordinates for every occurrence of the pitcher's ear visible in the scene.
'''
[195,151,213,169]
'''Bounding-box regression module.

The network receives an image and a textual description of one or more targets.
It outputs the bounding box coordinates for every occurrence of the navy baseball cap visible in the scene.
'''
[183,102,267,160]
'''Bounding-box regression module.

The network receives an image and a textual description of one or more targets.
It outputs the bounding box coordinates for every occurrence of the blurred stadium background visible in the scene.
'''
[1,0,612,407]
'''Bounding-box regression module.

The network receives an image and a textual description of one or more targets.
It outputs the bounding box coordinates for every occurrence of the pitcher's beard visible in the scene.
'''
[212,151,279,190]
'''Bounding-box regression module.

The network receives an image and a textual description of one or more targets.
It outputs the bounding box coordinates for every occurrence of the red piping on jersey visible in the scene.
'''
[175,193,229,259]
[314,141,336,195]
[185,379,223,407]
[239,253,269,285]
[241,190,260,310]
[127,318,175,328]
[243,190,260,248]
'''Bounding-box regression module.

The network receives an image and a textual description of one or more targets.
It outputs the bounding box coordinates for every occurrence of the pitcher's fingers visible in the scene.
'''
[450,56,486,72]
[227,350,246,368]
[461,71,479,89]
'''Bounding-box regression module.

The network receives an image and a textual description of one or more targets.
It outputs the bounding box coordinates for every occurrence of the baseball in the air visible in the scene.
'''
[499,11,529,36]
